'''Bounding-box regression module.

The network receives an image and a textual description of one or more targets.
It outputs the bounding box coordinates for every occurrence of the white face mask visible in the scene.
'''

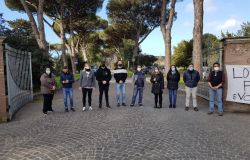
[137,68,142,71]
[46,69,51,75]
[155,70,159,73]
[171,67,176,71]
[214,67,220,71]
[189,67,194,71]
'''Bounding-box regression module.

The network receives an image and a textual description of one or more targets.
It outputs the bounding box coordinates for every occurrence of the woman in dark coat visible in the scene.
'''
[167,65,180,108]
[150,67,164,108]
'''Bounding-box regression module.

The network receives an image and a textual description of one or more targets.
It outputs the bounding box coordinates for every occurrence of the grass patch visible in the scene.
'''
[55,73,80,89]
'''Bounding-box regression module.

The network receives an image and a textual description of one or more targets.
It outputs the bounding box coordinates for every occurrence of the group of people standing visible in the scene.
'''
[40,60,225,116]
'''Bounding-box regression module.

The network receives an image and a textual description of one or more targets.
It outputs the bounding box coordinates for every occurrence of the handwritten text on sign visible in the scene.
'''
[226,65,250,104]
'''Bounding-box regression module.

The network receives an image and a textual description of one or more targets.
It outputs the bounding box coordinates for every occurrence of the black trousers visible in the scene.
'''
[43,94,54,112]
[82,88,93,107]
[154,92,163,107]
[99,84,110,106]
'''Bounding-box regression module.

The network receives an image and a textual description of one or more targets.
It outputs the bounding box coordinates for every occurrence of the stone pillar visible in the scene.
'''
[222,37,250,112]
[0,37,7,122]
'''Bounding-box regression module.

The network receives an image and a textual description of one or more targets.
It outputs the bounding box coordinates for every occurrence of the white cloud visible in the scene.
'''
[216,18,241,30]
[185,0,217,13]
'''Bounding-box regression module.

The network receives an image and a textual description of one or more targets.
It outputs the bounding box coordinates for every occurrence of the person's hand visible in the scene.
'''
[52,86,56,90]
[92,87,96,90]
[65,80,69,83]
[79,87,82,90]
[103,81,107,84]
[119,80,123,84]
[153,78,156,81]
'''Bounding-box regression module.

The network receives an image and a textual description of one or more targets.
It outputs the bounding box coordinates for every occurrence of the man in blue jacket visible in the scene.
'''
[183,63,200,111]
[60,66,75,112]
[130,65,145,107]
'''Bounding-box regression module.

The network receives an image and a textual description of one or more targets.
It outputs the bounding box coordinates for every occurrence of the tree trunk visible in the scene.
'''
[69,15,77,74]
[160,0,176,72]
[193,0,204,74]
[81,43,88,62]
[59,4,68,67]
[132,31,140,62]
[20,0,48,55]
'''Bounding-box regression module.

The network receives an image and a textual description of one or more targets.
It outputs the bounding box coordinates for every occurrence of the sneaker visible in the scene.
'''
[139,104,143,107]
[185,107,189,111]
[218,113,223,116]
[173,105,176,108]
[117,103,120,107]
[82,107,86,112]
[65,108,69,112]
[207,112,213,115]
[169,104,172,108]
[122,103,127,106]
[130,104,134,107]
[194,107,199,112]
[89,106,93,111]
[71,108,75,112]
[99,104,102,108]
[43,111,48,115]
[48,109,54,112]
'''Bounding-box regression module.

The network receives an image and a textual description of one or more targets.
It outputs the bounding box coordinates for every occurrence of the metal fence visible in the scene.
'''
[5,44,33,119]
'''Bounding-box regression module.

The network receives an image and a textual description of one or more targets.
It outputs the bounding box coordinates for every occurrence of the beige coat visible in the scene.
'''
[40,73,55,94]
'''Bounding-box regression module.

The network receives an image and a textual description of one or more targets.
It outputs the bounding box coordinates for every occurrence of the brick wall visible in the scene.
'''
[222,37,250,112]
[0,37,7,122]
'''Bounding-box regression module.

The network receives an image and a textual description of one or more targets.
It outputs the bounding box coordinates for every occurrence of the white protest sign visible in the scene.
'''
[226,65,250,104]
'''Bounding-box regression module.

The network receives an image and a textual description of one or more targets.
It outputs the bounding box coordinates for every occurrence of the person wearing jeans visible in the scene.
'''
[208,62,225,116]
[183,63,200,111]
[167,65,180,108]
[130,65,145,107]
[79,63,96,111]
[60,66,75,112]
[114,60,128,107]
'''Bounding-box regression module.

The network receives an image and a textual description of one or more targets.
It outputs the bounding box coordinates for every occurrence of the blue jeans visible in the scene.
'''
[209,88,223,113]
[115,83,126,104]
[131,86,143,105]
[63,88,74,109]
[169,89,177,105]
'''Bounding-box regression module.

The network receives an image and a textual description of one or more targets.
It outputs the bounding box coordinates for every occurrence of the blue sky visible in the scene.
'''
[1,0,250,56]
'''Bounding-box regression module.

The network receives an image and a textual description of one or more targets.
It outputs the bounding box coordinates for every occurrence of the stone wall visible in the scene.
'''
[222,37,250,112]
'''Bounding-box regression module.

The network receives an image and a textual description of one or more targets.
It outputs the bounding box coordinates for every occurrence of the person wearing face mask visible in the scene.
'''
[40,67,56,114]
[183,63,200,111]
[150,66,164,108]
[114,60,128,107]
[79,63,96,111]
[167,65,180,108]
[60,66,75,112]
[207,62,225,116]
[95,61,112,108]
[130,65,145,107]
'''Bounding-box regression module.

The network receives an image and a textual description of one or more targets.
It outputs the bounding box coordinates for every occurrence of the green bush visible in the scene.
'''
[127,70,134,78]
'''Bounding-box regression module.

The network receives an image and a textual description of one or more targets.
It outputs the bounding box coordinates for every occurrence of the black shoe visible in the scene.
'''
[218,112,223,116]
[139,103,143,107]
[99,104,102,108]
[130,104,134,107]
[122,103,127,106]
[117,103,120,107]
[43,111,48,115]
[194,107,199,112]
[169,104,172,108]
[70,108,75,112]
[159,105,162,108]
[48,109,54,112]
[106,105,111,108]
[185,107,189,111]
[65,108,69,112]
[207,112,213,115]
[173,105,176,108]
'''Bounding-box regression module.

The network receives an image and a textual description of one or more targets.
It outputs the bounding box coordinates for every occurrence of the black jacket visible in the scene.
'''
[95,66,112,85]
[167,70,180,90]
[183,70,200,88]
[60,72,74,88]
[114,67,128,83]
[150,72,164,94]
